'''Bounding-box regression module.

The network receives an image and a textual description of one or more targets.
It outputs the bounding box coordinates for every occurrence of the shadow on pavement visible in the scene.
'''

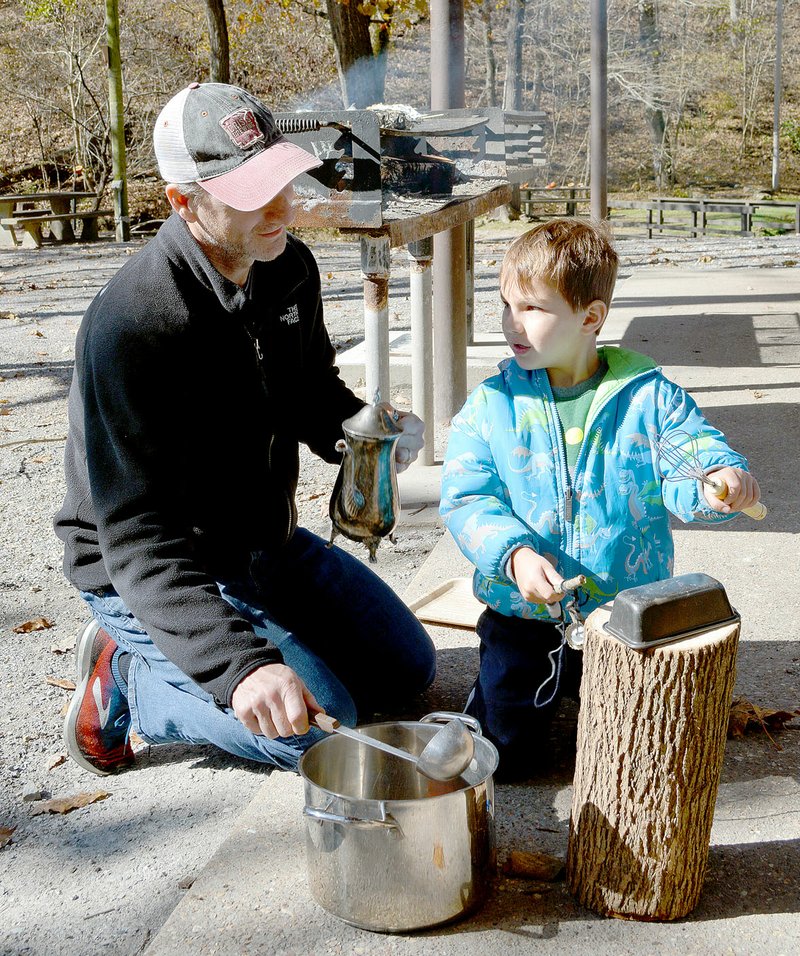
[618,311,800,368]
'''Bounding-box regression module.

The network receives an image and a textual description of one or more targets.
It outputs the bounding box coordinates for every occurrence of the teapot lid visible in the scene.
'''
[342,392,402,440]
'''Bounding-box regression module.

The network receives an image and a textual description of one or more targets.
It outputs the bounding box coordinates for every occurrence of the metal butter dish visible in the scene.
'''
[604,573,740,649]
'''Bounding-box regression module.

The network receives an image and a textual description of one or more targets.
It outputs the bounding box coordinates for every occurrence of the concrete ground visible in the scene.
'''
[144,264,799,955]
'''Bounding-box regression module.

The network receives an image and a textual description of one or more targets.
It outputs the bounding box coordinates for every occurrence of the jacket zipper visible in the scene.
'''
[245,317,294,546]
[546,366,657,566]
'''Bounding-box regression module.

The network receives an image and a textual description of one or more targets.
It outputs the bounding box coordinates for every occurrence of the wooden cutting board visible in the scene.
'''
[407,577,483,629]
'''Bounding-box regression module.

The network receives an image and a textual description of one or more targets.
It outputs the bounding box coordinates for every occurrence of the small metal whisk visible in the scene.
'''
[655,430,767,520]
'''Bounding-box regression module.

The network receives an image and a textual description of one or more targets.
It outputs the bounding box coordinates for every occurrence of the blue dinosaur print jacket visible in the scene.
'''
[440,346,748,620]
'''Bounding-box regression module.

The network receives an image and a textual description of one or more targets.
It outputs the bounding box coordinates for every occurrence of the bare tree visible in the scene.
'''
[637,1,674,187]
[503,0,526,110]
[204,0,230,83]
[325,0,385,106]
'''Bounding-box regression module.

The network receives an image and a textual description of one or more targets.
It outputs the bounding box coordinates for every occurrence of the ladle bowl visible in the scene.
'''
[314,712,475,781]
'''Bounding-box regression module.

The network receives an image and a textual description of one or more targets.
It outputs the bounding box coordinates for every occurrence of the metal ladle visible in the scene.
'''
[314,713,475,781]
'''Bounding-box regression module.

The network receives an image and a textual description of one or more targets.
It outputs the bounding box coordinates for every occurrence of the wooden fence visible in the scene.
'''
[518,189,800,238]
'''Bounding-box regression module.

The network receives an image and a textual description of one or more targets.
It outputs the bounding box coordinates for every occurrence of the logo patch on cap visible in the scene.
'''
[219,108,265,150]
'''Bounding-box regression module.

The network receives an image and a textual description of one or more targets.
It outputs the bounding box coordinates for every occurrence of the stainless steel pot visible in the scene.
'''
[299,712,498,932]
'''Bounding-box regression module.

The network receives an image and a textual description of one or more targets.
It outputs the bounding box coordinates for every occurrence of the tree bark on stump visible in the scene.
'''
[566,605,740,920]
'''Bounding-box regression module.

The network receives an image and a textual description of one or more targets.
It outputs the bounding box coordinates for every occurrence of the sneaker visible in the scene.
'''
[64,620,134,775]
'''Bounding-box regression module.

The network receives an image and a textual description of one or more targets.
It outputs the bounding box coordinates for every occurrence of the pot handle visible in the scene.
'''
[303,806,402,834]
[420,711,483,737]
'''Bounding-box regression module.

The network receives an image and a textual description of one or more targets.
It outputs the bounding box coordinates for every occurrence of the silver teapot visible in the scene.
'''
[328,395,402,562]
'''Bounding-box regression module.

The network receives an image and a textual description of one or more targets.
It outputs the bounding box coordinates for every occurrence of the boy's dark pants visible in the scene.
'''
[465,608,583,780]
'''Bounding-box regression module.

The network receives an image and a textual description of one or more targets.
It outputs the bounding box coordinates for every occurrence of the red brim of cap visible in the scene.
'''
[198,140,322,212]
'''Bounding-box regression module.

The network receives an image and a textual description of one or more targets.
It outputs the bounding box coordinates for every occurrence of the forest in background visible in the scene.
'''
[1,0,799,225]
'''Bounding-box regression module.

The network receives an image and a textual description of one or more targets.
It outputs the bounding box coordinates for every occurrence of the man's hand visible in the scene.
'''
[510,547,566,605]
[702,467,761,514]
[231,663,321,739]
[391,409,425,473]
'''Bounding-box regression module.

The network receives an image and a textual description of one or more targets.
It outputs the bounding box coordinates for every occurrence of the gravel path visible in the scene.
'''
[1,224,798,955]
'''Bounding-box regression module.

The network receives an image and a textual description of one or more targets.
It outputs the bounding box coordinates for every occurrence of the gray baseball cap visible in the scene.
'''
[153,82,321,212]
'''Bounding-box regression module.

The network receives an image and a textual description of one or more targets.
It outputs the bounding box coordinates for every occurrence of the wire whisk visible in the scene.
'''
[655,430,767,521]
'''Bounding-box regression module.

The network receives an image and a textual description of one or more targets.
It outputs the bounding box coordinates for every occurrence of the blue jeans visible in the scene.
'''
[81,529,436,771]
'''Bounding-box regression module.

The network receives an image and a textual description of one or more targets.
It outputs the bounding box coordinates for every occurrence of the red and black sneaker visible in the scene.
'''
[64,620,134,776]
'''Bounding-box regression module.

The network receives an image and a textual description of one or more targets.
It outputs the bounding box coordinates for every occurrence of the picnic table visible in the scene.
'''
[0,191,111,249]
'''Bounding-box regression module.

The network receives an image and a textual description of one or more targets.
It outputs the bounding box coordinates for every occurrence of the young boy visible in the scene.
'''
[440,218,760,781]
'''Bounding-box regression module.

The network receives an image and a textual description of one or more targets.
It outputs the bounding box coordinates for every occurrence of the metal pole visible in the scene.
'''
[105,0,130,241]
[772,0,783,192]
[361,236,391,403]
[408,239,435,466]
[590,0,608,222]
[431,0,467,425]
[431,0,465,111]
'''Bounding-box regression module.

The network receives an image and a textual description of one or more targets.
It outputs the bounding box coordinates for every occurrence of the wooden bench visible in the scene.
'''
[1,209,111,248]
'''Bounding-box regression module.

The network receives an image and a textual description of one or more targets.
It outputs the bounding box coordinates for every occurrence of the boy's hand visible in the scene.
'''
[509,547,567,605]
[702,467,761,514]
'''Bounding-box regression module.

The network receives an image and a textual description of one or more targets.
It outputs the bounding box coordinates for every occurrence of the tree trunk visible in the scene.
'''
[567,605,740,920]
[478,5,497,107]
[638,1,674,188]
[503,0,525,110]
[204,0,230,84]
[326,0,384,108]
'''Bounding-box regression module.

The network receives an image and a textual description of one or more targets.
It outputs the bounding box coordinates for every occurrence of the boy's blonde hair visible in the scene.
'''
[500,217,618,310]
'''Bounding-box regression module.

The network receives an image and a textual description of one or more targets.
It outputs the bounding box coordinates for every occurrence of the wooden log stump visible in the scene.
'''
[566,604,740,920]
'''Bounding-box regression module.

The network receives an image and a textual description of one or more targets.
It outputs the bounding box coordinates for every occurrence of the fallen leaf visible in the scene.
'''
[47,754,67,771]
[728,696,800,749]
[0,311,18,321]
[752,391,765,399]
[31,791,110,816]
[0,826,15,849]
[783,259,797,267]
[30,330,45,338]
[502,850,565,881]
[51,635,76,654]
[0,408,11,416]
[29,455,51,464]
[698,255,714,263]
[129,730,146,749]
[45,676,76,690]
[13,617,55,633]
[326,272,334,279]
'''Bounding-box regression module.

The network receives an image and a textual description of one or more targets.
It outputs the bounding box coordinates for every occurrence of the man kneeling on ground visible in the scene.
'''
[55,82,435,775]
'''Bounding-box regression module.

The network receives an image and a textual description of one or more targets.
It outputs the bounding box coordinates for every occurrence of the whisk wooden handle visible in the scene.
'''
[707,476,767,520]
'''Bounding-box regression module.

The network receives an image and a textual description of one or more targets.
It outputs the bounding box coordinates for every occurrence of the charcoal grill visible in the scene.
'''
[275,106,547,464]
[274,107,545,230]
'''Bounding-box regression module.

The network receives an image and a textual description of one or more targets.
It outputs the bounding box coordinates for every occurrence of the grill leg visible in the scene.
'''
[408,238,434,466]
[433,224,468,425]
[360,235,391,404]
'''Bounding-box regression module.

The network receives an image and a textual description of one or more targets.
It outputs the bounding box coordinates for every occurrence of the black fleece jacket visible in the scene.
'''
[54,214,363,706]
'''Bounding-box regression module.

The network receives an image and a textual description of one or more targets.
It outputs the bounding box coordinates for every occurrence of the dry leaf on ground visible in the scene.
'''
[45,676,76,690]
[47,754,67,771]
[51,635,76,654]
[31,791,110,816]
[129,730,146,749]
[728,696,800,748]
[501,849,565,881]
[0,826,15,849]
[12,617,54,634]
